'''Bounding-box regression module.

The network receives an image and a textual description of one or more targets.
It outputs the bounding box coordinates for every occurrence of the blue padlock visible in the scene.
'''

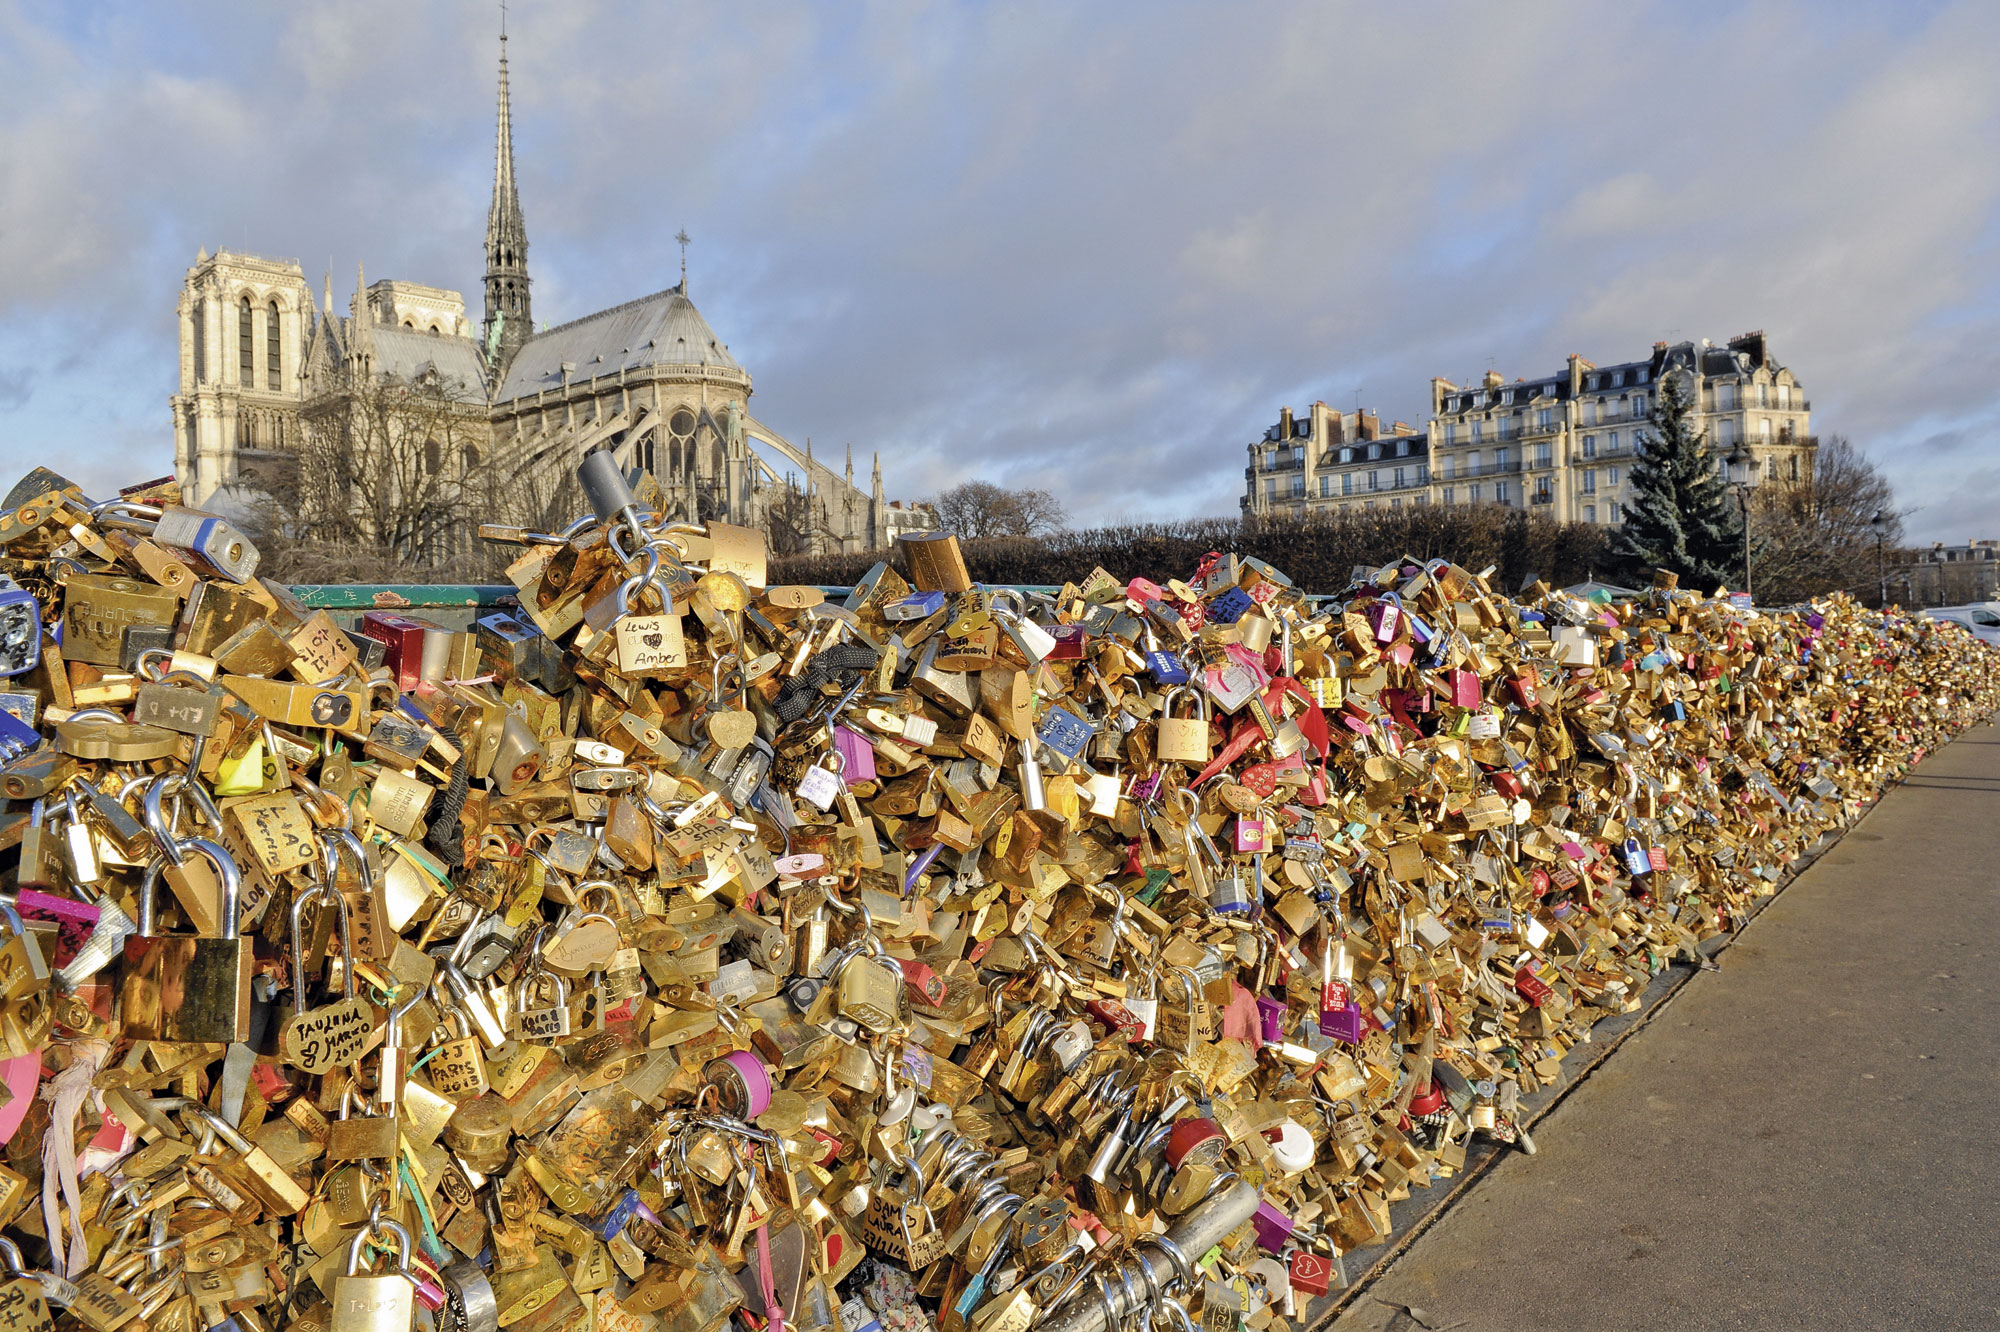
[1037,706,1093,764]
[1207,587,1254,625]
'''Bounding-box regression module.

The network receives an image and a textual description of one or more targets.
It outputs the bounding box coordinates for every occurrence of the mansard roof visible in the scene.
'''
[494,284,746,404]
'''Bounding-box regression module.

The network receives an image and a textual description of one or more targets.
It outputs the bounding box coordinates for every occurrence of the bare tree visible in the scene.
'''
[933,480,1067,538]
[249,368,509,582]
[1747,436,1903,605]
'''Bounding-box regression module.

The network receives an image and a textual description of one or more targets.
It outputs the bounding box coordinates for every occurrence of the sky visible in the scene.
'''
[1,0,1997,543]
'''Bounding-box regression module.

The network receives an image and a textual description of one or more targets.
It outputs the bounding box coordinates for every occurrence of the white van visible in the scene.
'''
[1919,602,2000,647]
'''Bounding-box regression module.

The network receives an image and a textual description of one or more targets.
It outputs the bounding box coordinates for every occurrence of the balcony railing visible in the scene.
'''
[1434,458,1523,480]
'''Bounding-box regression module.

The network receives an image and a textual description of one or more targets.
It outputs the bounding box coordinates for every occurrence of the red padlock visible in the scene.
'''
[1288,1249,1334,1297]
[1163,1117,1227,1171]
[900,960,948,1009]
[1086,998,1144,1039]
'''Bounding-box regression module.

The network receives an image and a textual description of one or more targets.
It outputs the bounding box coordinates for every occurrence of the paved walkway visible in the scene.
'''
[1330,723,2000,1332]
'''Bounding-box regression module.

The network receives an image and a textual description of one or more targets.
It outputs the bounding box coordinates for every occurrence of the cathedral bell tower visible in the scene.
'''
[481,27,531,380]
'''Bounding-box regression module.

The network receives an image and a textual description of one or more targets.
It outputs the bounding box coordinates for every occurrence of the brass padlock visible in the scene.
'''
[834,948,903,1034]
[119,832,252,1043]
[330,1218,417,1332]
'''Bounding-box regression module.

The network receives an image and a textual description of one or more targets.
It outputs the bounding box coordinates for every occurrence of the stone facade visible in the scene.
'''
[171,34,926,557]
[1245,333,1814,527]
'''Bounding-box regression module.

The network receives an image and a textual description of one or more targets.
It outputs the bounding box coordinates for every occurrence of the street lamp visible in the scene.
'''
[1868,509,1891,609]
[1725,443,1759,602]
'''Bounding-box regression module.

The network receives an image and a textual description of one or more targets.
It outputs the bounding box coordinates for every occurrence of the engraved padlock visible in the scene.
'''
[331,1218,417,1332]
[834,946,903,1034]
[1156,686,1211,765]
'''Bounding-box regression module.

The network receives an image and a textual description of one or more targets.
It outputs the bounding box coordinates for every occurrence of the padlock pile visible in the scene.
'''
[0,455,1990,1332]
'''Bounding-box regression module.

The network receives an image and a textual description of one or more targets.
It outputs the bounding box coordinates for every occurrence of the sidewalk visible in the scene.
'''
[1328,723,2000,1332]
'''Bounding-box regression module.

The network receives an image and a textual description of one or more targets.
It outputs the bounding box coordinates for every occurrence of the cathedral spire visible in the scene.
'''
[482,16,531,377]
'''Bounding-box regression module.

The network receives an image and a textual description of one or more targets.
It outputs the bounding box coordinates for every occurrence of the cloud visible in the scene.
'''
[0,0,1997,544]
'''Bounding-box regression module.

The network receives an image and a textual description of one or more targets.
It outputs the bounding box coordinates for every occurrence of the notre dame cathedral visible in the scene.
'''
[168,32,931,557]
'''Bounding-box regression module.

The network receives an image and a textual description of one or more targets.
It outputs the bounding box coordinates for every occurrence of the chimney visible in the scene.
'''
[1279,406,1293,440]
[1483,370,1503,390]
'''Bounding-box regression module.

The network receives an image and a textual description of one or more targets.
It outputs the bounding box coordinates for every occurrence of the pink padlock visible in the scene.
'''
[1255,996,1287,1044]
[1251,1199,1295,1252]
[0,1054,40,1144]
[1233,816,1267,854]
[1451,669,1481,708]
[832,726,877,784]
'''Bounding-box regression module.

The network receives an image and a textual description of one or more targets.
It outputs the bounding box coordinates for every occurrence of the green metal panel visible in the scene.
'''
[288,585,518,610]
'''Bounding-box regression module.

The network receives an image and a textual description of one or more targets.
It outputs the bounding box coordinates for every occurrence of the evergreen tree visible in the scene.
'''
[1610,375,1744,589]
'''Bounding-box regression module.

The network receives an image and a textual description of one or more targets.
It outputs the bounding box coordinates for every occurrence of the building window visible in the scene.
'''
[1582,434,1596,458]
[1443,486,1455,504]
[1779,384,1792,408]
[1608,501,1622,522]
[1471,422,1484,444]
[1583,469,1596,493]
[1534,443,1551,467]
[1632,393,1647,416]
[1608,466,1620,485]
[1716,419,1736,446]
[1759,418,1772,441]
[1319,475,1332,497]
[1537,408,1553,430]
[1758,383,1769,407]
[1392,466,1406,489]
[1390,498,1402,510]
[1494,447,1510,469]
[1264,481,1276,501]
[1342,473,1353,496]
[238,297,253,383]
[1469,483,1482,501]
[266,301,281,390]
[1467,450,1480,474]
[1718,383,1736,410]
[1584,503,1597,523]
[1535,476,1551,500]
[1495,481,1511,504]
[1367,470,1380,492]
[1367,443,1381,461]
[1290,475,1305,498]
[1607,431,1618,454]
[1788,456,1799,481]
[1417,464,1429,483]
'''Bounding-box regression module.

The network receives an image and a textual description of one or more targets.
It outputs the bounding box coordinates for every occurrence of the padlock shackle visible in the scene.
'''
[321,827,374,896]
[136,836,240,939]
[346,1215,415,1277]
[289,880,355,1002]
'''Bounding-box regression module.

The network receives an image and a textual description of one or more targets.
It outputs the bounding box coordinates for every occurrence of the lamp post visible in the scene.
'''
[1726,443,1759,602]
[1868,509,1890,608]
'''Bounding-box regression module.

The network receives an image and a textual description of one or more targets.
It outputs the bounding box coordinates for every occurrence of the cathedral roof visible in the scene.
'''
[367,327,489,402]
[494,285,745,403]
